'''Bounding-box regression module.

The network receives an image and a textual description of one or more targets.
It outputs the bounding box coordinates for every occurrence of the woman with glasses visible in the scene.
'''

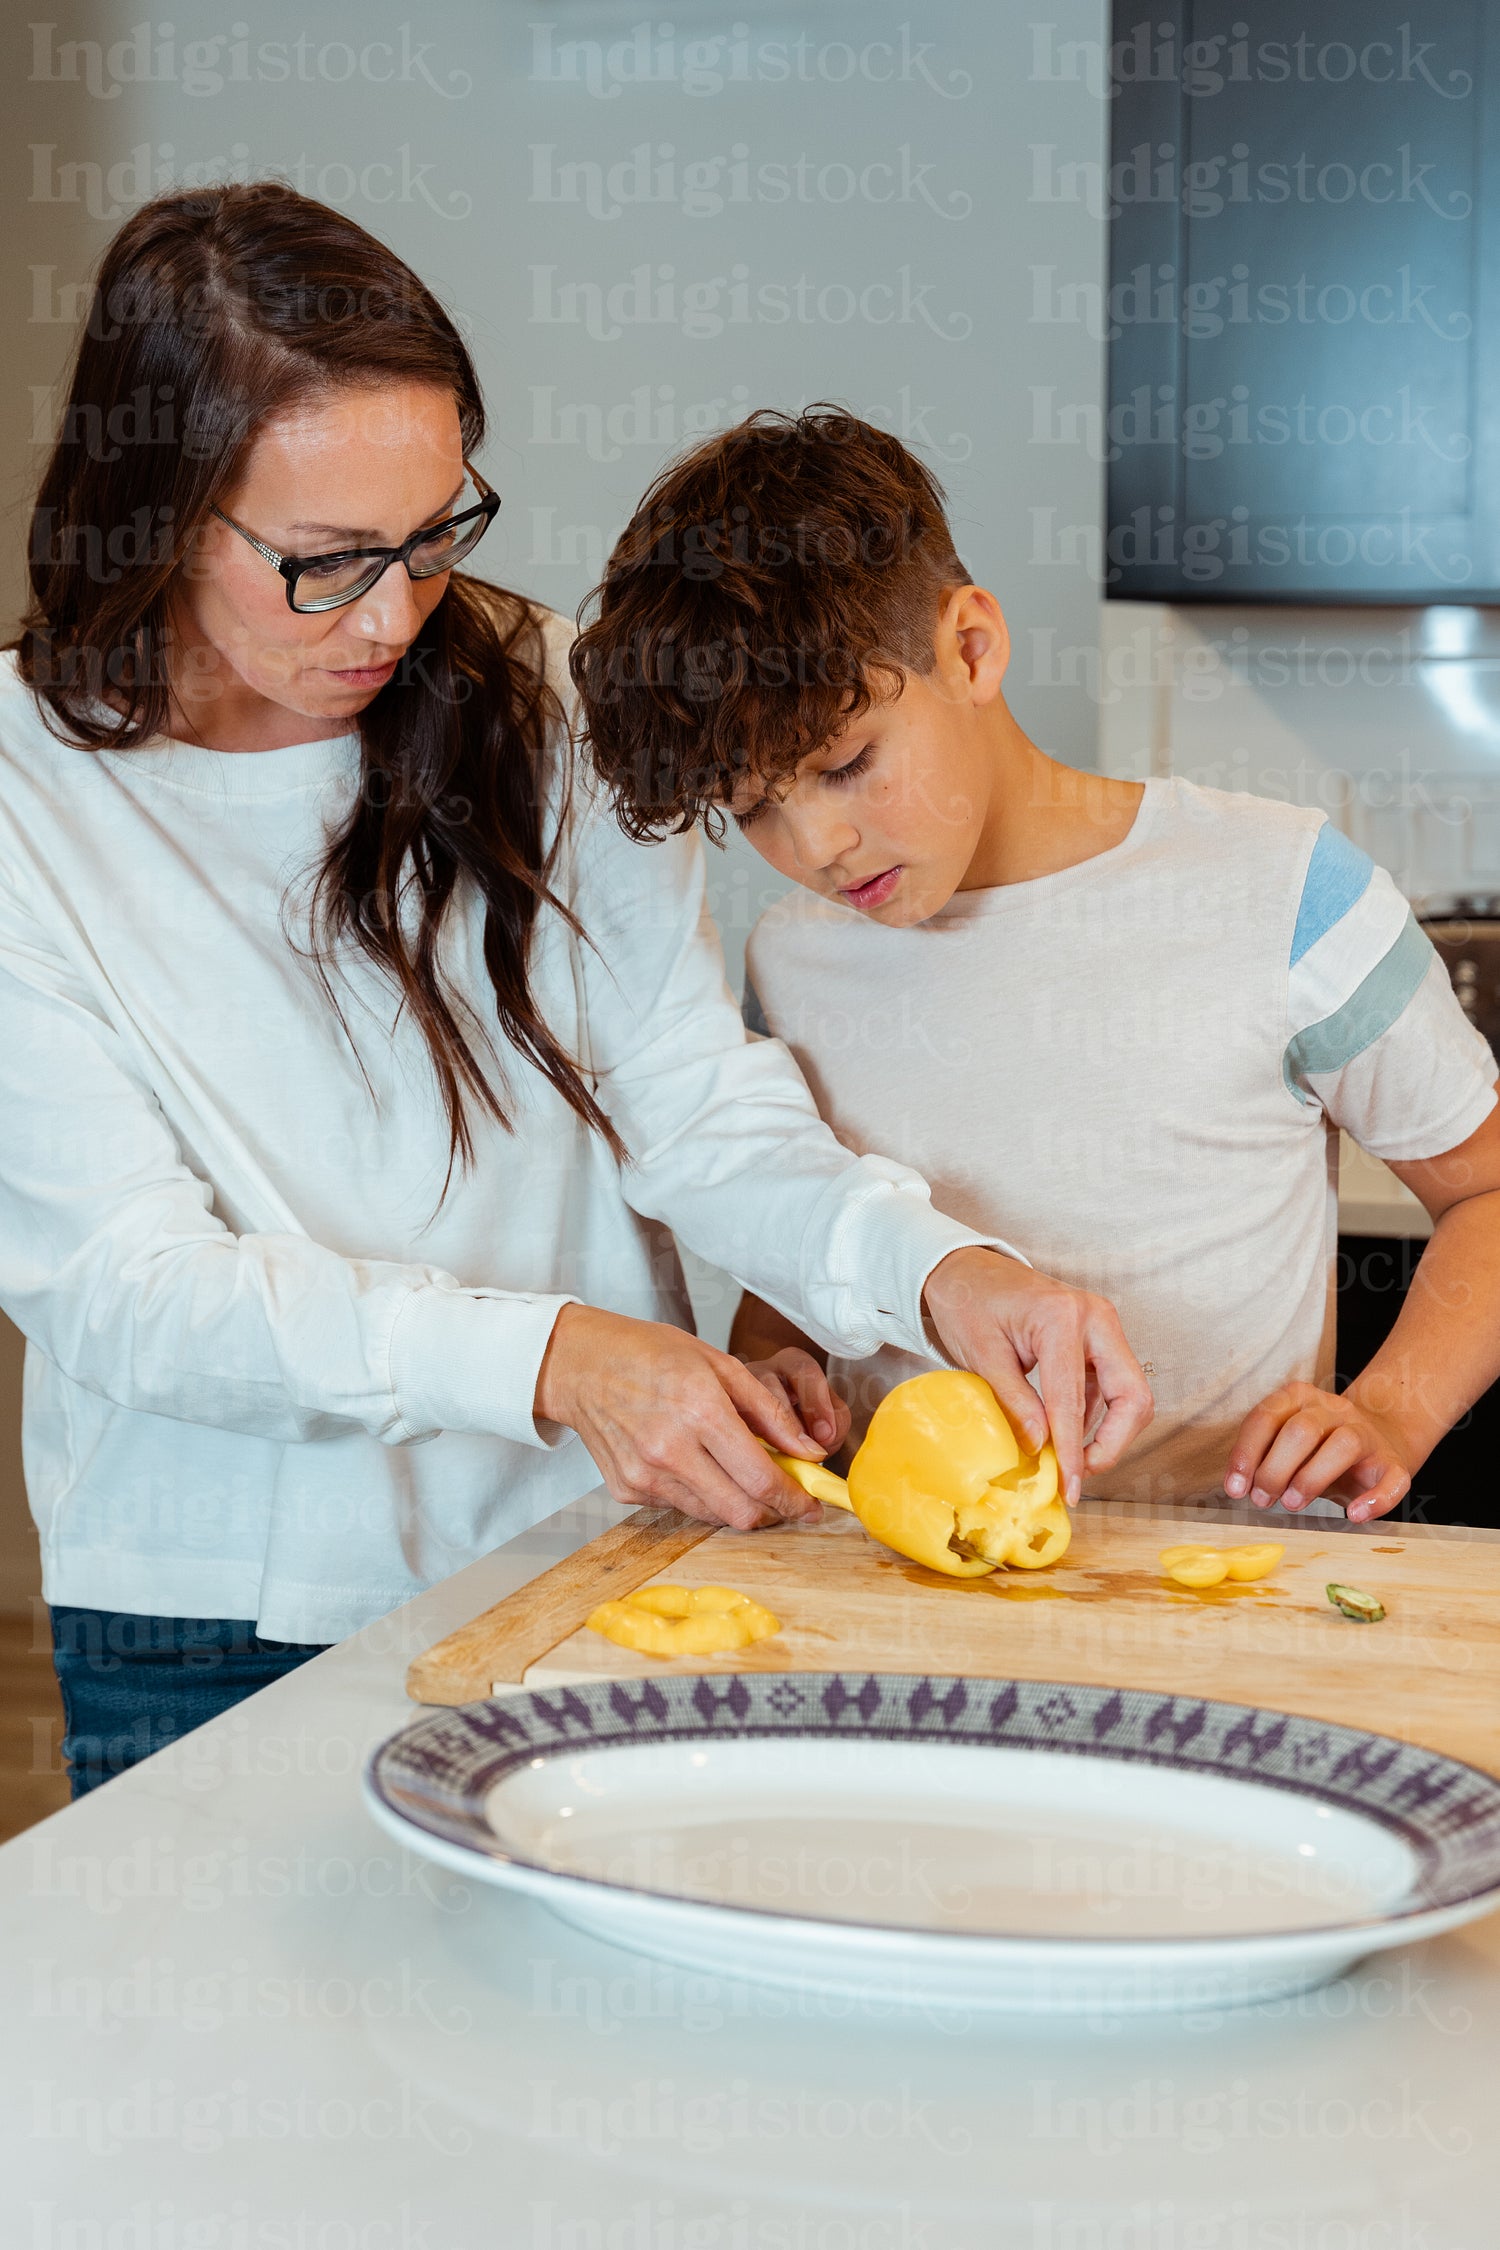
[3,184,1147,1791]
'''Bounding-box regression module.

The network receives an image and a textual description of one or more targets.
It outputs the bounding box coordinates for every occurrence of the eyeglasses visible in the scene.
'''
[210,461,501,613]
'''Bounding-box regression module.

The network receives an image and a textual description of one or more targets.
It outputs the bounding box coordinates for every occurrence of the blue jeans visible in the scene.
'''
[49,1607,329,1798]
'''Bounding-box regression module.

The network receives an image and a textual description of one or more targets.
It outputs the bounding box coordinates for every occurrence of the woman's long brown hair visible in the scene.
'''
[13,180,619,1173]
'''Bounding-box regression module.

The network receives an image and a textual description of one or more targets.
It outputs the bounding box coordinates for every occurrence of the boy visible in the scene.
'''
[571,408,1500,1523]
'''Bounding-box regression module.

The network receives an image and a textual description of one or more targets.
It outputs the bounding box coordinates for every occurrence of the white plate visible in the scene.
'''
[364,1673,1500,2013]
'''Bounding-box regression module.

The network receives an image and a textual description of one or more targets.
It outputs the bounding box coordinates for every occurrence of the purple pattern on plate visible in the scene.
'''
[367,1673,1500,1925]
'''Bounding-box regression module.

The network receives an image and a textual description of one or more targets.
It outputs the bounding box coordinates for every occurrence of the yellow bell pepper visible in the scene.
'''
[586,1582,781,1657]
[1159,1542,1284,1588]
[767,1370,1069,1579]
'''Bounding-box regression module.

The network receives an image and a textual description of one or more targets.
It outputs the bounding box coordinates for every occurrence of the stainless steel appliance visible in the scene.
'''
[1418,899,1500,1065]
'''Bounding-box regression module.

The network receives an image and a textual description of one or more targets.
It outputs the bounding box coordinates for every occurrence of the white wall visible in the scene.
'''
[7,1,1114,972]
[0,0,1113,1596]
[1098,603,1500,904]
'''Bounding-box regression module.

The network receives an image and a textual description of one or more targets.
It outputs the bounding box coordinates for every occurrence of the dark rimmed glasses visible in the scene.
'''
[210,461,501,613]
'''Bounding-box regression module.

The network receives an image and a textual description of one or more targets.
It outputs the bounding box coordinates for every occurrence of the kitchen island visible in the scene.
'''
[6,1490,1499,2245]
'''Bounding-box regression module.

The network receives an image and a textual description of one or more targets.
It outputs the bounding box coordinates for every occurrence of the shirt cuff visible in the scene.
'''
[1346,1074,1498,1166]
[839,1187,1031,1360]
[388,1280,581,1449]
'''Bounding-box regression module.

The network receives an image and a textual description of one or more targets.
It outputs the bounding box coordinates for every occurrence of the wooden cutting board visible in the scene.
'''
[406,1504,1500,1776]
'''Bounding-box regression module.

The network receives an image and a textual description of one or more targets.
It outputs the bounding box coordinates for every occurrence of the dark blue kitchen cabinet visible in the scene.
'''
[1105,1,1499,600]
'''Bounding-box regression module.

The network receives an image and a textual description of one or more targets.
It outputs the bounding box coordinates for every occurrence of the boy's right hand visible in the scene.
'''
[920,1249,1155,1505]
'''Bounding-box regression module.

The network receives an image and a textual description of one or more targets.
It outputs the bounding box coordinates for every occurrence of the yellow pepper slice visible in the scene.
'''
[1223,1544,1283,1582]
[586,1583,782,1657]
[1160,1542,1284,1588]
[627,1583,755,1616]
[1163,1550,1230,1588]
[762,1449,857,1510]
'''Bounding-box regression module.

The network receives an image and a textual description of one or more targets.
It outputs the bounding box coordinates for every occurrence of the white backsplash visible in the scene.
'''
[1096,604,1500,907]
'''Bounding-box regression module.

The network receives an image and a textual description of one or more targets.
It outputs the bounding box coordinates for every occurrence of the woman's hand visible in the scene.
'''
[534,1304,828,1529]
[738,1345,852,1458]
[1224,1382,1414,1523]
[920,1249,1155,1506]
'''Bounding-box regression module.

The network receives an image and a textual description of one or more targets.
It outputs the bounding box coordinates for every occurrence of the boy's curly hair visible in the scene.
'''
[569,405,970,840]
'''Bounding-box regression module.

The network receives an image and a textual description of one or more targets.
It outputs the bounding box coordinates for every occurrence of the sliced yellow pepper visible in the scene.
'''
[1223,1544,1283,1583]
[1160,1542,1284,1588]
[1162,1550,1230,1588]
[763,1371,1069,1580]
[586,1583,782,1657]
[765,1451,857,1509]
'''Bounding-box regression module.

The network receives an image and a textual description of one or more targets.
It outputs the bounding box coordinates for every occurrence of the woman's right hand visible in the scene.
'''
[533,1304,827,1529]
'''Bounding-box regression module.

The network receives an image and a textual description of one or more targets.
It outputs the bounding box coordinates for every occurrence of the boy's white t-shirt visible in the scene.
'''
[746,777,1498,1504]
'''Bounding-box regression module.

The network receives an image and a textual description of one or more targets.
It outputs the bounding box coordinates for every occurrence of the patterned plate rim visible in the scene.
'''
[364,1672,1500,1947]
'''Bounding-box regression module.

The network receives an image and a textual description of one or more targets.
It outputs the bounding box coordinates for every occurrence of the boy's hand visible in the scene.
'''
[1224,1382,1413,1523]
[921,1249,1154,1506]
[741,1346,852,1458]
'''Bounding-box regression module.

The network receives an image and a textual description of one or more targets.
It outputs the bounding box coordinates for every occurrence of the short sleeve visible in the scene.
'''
[1284,827,1497,1159]
[1304,951,1497,1160]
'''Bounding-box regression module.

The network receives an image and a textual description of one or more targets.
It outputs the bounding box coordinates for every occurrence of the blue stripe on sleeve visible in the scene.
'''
[1290,824,1374,967]
[1283,912,1431,1098]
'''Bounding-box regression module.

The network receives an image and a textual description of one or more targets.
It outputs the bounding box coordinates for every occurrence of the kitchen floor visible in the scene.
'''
[0,1606,69,1840]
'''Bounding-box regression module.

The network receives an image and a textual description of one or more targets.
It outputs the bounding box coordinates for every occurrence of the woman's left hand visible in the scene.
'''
[741,1346,852,1458]
[920,1248,1155,1506]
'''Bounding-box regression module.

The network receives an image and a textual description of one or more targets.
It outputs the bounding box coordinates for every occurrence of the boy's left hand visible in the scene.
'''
[1224,1382,1413,1523]
[743,1346,852,1458]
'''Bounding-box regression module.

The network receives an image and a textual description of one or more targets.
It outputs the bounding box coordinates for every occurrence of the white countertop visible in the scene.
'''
[1338,1133,1433,1241]
[6,1490,1499,2242]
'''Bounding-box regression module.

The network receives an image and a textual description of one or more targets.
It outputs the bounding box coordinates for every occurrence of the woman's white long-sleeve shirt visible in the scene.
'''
[0,612,1005,1639]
